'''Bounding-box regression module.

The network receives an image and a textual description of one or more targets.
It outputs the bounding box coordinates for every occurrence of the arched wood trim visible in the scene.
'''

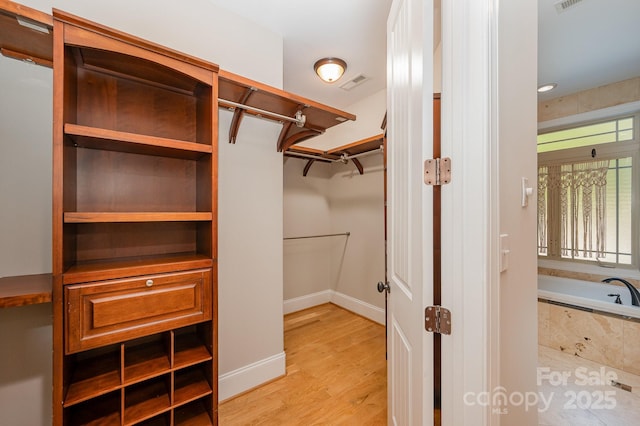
[228,88,254,143]
[351,158,364,175]
[276,122,294,152]
[303,160,315,176]
[279,129,322,152]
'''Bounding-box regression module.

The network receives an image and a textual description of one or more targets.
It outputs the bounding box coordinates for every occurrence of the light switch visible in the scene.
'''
[500,233,510,272]
[521,177,534,207]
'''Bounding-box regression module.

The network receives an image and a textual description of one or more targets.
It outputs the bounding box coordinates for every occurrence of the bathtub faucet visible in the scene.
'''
[602,278,640,307]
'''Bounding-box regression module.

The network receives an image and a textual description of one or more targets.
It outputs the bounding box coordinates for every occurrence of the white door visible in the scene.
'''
[386,0,434,424]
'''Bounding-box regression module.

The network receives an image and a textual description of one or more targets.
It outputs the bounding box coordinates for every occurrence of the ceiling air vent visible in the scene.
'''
[339,74,370,91]
[555,0,584,13]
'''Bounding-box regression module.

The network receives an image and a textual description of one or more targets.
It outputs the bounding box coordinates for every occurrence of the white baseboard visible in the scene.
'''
[283,290,332,314]
[218,351,286,402]
[330,290,385,325]
[284,289,385,325]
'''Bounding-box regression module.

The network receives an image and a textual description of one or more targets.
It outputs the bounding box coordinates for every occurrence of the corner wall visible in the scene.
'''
[283,90,387,323]
[328,157,386,321]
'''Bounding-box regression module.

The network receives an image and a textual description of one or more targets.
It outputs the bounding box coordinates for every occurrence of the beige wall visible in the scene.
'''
[328,156,385,308]
[283,155,385,316]
[283,90,386,319]
[283,159,332,300]
[1,0,285,423]
[0,54,53,426]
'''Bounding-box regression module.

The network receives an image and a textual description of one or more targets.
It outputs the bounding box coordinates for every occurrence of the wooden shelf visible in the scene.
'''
[285,133,385,176]
[64,212,213,223]
[64,351,121,407]
[174,400,213,426]
[62,253,213,285]
[0,273,52,308]
[174,368,212,407]
[65,124,212,159]
[124,378,172,425]
[218,69,355,150]
[0,0,53,67]
[66,391,121,425]
[124,341,171,386]
[174,334,212,369]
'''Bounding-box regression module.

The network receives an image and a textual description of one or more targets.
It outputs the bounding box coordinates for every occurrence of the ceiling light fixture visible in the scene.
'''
[314,57,347,83]
[537,83,557,93]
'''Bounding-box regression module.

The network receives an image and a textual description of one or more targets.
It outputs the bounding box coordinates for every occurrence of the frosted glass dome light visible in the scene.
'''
[314,58,347,83]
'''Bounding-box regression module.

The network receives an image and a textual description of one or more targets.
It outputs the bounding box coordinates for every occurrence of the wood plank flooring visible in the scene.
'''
[219,303,387,425]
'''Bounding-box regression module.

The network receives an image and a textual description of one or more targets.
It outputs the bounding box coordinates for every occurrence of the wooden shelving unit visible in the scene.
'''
[52,10,218,425]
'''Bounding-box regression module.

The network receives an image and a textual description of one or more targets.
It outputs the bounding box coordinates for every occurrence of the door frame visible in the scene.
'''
[439,0,501,424]
[438,0,539,424]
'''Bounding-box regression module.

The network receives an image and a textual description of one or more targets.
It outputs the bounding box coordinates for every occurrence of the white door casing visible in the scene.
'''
[386,0,434,424]
[439,0,501,424]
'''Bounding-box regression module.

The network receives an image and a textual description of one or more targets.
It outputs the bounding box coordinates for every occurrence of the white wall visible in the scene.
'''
[1,0,286,422]
[497,0,539,424]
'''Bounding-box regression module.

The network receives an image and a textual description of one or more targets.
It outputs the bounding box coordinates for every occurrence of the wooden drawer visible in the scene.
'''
[65,269,211,354]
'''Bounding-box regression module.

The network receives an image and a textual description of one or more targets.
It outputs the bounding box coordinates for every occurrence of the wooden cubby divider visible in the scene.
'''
[63,327,214,425]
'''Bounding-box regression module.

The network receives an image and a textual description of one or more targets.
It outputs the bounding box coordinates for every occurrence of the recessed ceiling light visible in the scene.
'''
[537,83,557,93]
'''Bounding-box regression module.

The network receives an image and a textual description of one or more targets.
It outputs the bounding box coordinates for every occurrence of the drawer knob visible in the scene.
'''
[146,279,154,287]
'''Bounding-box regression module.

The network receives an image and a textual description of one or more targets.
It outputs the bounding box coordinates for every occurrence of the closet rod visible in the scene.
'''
[284,232,350,240]
[287,146,384,163]
[338,146,384,162]
[219,98,305,126]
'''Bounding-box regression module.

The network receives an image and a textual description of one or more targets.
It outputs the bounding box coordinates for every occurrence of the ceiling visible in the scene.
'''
[208,0,392,110]
[209,0,640,108]
[538,0,640,101]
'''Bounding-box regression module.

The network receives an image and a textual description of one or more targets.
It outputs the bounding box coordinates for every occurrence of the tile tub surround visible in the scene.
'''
[539,301,640,376]
[538,345,640,426]
[538,76,640,122]
[538,268,640,290]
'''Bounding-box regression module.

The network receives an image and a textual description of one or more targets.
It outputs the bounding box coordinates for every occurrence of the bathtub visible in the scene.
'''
[538,275,640,320]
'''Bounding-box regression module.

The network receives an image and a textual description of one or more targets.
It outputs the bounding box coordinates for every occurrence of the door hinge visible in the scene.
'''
[425,305,451,335]
[424,157,451,186]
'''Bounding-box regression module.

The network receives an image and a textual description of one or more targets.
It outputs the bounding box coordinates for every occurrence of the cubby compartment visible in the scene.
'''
[174,364,213,408]
[124,375,172,425]
[65,390,121,425]
[124,334,172,386]
[174,398,214,426]
[135,413,172,426]
[174,325,213,369]
[64,45,212,146]
[69,148,213,213]
[67,221,210,262]
[64,344,121,406]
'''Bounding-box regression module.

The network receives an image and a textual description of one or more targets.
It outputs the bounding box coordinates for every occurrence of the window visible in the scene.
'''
[537,116,638,268]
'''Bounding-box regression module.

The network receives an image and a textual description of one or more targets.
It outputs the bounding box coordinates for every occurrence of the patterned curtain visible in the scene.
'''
[538,160,610,258]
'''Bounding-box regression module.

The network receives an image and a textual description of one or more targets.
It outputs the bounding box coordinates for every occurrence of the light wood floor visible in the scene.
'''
[219,303,387,425]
